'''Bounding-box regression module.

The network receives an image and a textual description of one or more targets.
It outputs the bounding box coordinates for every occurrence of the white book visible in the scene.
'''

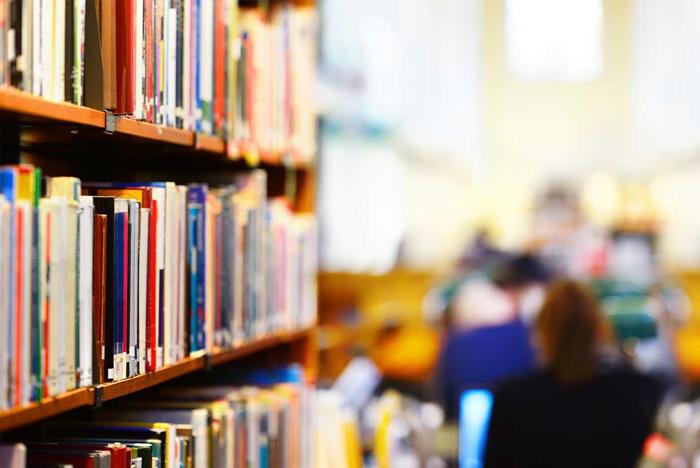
[177,186,188,360]
[167,7,177,127]
[138,207,149,374]
[135,0,145,119]
[75,0,86,104]
[27,0,43,96]
[40,0,51,98]
[63,200,78,392]
[18,200,33,405]
[44,199,61,396]
[232,197,246,345]
[54,0,66,102]
[183,0,192,130]
[199,0,214,133]
[128,200,140,377]
[21,0,33,92]
[0,196,10,409]
[163,182,178,365]
[77,197,94,388]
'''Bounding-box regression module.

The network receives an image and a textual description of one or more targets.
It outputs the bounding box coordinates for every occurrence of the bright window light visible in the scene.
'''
[506,0,603,81]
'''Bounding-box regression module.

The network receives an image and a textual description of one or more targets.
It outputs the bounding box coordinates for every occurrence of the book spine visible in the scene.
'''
[128,202,140,377]
[138,208,149,374]
[146,200,157,372]
[64,0,74,103]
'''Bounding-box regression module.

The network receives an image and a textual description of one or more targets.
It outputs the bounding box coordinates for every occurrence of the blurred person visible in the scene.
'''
[484,280,662,468]
[433,254,550,421]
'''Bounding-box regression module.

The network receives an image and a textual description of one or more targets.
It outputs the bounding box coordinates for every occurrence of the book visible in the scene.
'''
[92,214,107,385]
[0,443,27,468]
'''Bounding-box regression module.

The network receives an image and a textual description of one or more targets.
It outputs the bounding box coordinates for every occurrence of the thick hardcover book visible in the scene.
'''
[92,214,107,385]
[92,197,115,382]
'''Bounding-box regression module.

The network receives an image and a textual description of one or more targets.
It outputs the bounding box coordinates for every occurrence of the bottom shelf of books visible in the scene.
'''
[0,359,363,468]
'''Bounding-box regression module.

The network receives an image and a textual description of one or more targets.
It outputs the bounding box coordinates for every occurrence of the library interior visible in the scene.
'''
[1,0,700,466]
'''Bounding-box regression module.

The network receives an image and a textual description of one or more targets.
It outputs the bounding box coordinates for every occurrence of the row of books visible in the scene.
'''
[0,367,338,468]
[0,0,317,163]
[0,164,317,410]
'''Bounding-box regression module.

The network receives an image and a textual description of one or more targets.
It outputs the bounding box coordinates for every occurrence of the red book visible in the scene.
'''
[145,0,154,121]
[115,0,135,114]
[214,0,226,135]
[42,212,51,397]
[27,452,97,468]
[44,443,130,468]
[147,200,158,371]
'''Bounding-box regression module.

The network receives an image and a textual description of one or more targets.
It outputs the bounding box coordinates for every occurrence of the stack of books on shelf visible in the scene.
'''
[0,366,356,468]
[0,164,317,410]
[0,0,317,163]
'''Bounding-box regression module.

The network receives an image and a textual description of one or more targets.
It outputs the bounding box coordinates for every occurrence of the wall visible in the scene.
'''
[481,0,634,248]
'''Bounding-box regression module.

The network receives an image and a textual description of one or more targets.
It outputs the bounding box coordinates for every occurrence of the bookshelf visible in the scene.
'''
[0,88,309,164]
[0,326,317,433]
[0,7,321,465]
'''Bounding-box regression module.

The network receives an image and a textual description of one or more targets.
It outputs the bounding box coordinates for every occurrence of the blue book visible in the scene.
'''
[0,168,17,405]
[219,189,236,347]
[113,209,127,380]
[187,185,207,352]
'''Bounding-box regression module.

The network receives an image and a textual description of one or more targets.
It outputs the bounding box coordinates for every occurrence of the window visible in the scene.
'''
[506,0,603,81]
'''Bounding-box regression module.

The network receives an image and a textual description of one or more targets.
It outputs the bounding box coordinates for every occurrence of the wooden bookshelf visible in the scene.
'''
[0,326,316,433]
[0,87,300,165]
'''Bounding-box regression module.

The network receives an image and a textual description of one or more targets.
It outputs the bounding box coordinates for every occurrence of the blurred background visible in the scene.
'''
[313,0,700,466]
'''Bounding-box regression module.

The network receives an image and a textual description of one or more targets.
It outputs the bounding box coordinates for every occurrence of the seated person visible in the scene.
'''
[484,280,662,468]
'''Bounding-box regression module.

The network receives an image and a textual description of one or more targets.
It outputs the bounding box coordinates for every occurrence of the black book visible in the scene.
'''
[84,0,104,109]
[8,0,22,87]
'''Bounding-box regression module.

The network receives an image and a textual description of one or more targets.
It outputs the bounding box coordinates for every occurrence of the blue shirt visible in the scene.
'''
[436,319,536,420]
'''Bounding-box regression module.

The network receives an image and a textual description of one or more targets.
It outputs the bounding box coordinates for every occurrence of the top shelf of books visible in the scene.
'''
[0,0,317,168]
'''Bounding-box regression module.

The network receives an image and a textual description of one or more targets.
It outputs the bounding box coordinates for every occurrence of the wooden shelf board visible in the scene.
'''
[195,133,226,154]
[0,87,105,128]
[100,356,205,402]
[210,327,314,366]
[115,118,194,147]
[0,88,313,169]
[0,327,314,433]
[0,388,93,433]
